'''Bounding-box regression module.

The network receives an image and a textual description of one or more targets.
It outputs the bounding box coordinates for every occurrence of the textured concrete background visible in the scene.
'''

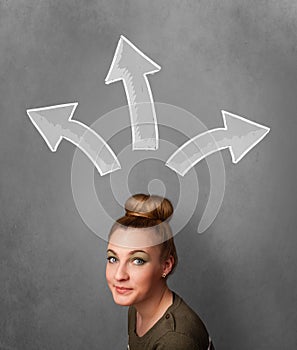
[1,1,297,349]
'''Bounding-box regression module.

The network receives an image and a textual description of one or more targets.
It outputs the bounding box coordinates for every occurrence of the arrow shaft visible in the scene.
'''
[122,73,158,149]
[123,71,152,104]
[62,120,121,176]
[166,128,229,176]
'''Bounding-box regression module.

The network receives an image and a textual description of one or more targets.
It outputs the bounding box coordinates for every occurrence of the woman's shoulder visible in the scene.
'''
[127,291,213,350]
[166,291,210,347]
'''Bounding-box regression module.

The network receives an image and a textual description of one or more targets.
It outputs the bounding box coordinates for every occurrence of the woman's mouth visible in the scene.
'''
[115,286,133,294]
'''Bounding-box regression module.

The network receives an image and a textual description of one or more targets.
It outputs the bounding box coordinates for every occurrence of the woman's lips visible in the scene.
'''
[115,286,133,294]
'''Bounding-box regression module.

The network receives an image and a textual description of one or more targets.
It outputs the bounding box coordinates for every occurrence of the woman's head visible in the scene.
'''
[106,194,178,306]
[109,194,178,275]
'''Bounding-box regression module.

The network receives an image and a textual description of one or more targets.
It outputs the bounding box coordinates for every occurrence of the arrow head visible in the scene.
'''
[105,35,161,84]
[222,110,270,163]
[27,103,78,151]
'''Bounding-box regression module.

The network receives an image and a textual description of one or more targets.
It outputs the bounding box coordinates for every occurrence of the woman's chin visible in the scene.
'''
[113,294,134,306]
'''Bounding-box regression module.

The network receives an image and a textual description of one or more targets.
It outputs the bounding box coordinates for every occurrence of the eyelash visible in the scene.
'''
[106,257,145,265]
[106,257,117,264]
[133,258,145,265]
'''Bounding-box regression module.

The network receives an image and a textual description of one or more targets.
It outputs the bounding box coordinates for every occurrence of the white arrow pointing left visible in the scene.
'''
[27,103,121,176]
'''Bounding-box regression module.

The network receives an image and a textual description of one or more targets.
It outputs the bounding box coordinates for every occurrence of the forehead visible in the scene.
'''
[108,227,163,250]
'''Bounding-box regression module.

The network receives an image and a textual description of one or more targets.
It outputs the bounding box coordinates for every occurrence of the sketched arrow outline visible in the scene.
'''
[27,102,121,176]
[105,35,160,150]
[166,110,270,176]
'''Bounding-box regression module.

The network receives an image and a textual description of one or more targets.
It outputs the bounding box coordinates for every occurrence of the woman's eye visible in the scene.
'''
[133,258,145,265]
[106,257,117,263]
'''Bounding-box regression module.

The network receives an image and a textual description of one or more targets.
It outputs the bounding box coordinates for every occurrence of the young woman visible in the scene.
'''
[106,194,215,349]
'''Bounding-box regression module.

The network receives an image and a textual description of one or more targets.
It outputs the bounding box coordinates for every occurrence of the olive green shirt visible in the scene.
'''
[127,291,214,350]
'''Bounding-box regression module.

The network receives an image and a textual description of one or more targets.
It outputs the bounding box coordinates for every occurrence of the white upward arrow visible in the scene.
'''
[105,35,160,150]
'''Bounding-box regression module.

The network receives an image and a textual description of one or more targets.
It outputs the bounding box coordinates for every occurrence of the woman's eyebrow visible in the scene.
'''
[106,249,148,255]
[106,249,118,255]
[129,250,148,255]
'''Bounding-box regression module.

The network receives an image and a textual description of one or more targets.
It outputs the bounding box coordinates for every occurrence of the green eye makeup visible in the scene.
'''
[106,256,117,263]
[106,249,150,265]
[132,257,146,265]
[130,252,149,260]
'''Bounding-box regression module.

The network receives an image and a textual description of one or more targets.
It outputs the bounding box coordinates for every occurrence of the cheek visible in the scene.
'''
[134,267,160,286]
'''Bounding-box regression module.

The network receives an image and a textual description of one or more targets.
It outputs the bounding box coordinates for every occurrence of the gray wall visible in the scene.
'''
[1,1,296,349]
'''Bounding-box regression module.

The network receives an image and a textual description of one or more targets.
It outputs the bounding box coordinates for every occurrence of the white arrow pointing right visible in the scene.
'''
[166,111,270,176]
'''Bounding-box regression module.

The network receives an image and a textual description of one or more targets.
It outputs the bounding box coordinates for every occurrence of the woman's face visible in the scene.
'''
[105,227,167,307]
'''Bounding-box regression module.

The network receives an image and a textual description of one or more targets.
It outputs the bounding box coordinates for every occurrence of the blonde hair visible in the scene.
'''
[109,194,178,278]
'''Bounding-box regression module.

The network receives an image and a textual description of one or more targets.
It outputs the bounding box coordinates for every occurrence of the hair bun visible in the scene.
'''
[124,194,173,222]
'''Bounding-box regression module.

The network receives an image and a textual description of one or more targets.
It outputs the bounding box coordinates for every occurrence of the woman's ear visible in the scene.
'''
[162,255,175,276]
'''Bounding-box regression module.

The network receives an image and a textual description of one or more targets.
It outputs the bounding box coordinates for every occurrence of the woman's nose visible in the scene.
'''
[114,262,129,280]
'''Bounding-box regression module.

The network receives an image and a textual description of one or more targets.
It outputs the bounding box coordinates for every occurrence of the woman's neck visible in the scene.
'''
[134,285,173,336]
